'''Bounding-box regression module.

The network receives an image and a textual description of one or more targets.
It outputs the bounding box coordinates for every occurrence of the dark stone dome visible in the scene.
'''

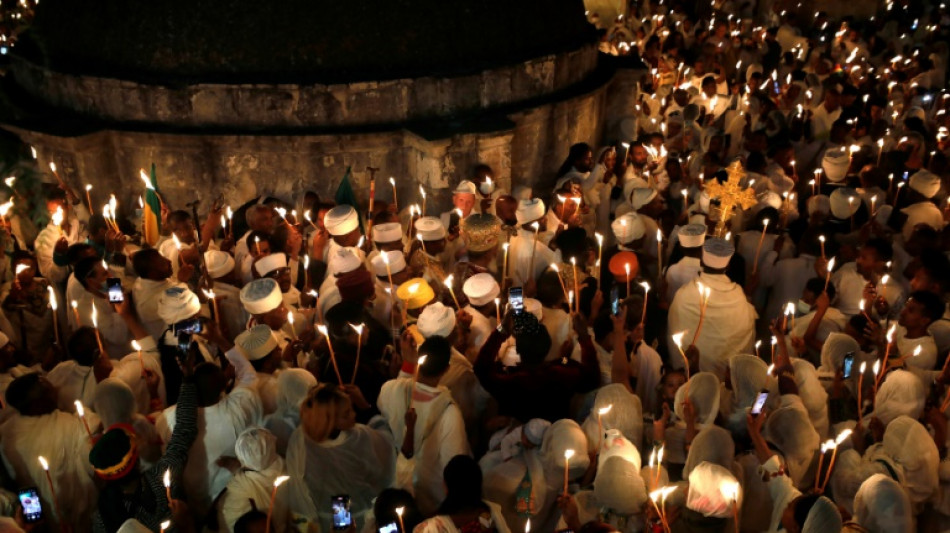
[17,0,596,84]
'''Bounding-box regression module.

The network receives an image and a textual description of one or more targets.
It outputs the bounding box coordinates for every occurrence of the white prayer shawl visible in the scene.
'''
[233,231,253,281]
[284,422,395,532]
[463,305,493,355]
[132,278,186,342]
[852,474,914,533]
[262,369,315,457]
[92,378,162,468]
[900,201,946,240]
[792,359,830,439]
[507,229,557,287]
[370,282,394,331]
[34,218,81,284]
[377,379,470,515]
[218,457,287,533]
[155,348,262,516]
[831,263,901,316]
[664,256,702,302]
[667,274,756,378]
[46,361,97,413]
[73,291,134,359]
[0,410,100,526]
[414,501,511,533]
[633,343,663,416]
[580,384,642,454]
[256,371,280,416]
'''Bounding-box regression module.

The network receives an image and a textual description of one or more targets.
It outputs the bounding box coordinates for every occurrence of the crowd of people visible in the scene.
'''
[0,0,947,532]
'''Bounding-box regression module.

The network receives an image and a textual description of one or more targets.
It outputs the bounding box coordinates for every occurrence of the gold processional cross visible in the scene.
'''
[704,160,757,238]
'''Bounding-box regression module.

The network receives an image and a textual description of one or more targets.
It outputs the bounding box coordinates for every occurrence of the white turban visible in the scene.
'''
[205,250,235,279]
[674,372,721,426]
[328,247,362,276]
[254,253,287,277]
[235,427,279,472]
[909,169,941,199]
[415,216,446,241]
[702,238,734,269]
[462,273,500,307]
[372,222,403,243]
[611,213,646,243]
[417,302,456,339]
[323,205,359,236]
[829,188,861,220]
[370,251,406,277]
[822,148,850,183]
[240,278,283,315]
[872,370,925,425]
[515,199,545,225]
[157,287,201,325]
[685,462,741,519]
[677,223,707,248]
[630,187,658,210]
[235,324,279,361]
[853,474,913,533]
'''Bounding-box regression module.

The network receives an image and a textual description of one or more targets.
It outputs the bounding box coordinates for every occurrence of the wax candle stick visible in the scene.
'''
[596,404,612,444]
[639,282,650,325]
[163,469,172,502]
[823,257,836,292]
[818,235,826,259]
[317,325,344,385]
[562,449,575,494]
[38,456,62,522]
[856,361,867,423]
[350,323,365,384]
[751,219,769,275]
[494,298,501,323]
[395,506,406,533]
[265,475,291,533]
[594,232,604,280]
[47,286,60,347]
[390,177,398,211]
[409,355,428,411]
[502,242,509,283]
[672,331,689,382]
[91,304,105,354]
[820,429,853,492]
[570,257,580,314]
[287,311,297,341]
[656,230,663,277]
[624,263,631,296]
[443,275,461,309]
[74,400,92,437]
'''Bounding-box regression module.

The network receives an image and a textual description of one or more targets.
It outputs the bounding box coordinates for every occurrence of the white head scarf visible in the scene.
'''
[872,370,925,425]
[764,401,820,487]
[274,369,317,421]
[92,377,136,428]
[593,431,646,515]
[674,372,721,425]
[801,496,842,533]
[881,416,939,507]
[685,462,741,519]
[235,427,280,472]
[728,354,768,409]
[819,333,859,373]
[853,474,913,533]
[792,359,829,439]
[541,419,590,483]
[581,384,643,453]
[683,426,736,478]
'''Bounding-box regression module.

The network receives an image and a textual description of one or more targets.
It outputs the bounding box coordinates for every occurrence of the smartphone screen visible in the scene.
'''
[107,277,124,303]
[173,318,202,336]
[751,391,769,415]
[842,352,855,379]
[610,285,621,316]
[508,287,524,315]
[378,523,399,533]
[18,488,42,523]
[332,495,352,530]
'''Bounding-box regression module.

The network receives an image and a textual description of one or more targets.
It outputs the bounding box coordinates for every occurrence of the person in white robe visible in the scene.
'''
[369,250,410,334]
[414,455,511,533]
[33,197,83,284]
[0,373,100,527]
[507,199,557,287]
[461,273,500,357]
[664,222,706,302]
[218,427,287,533]
[828,238,900,317]
[667,239,756,378]
[93,377,162,468]
[850,474,914,533]
[155,331,262,517]
[235,324,284,415]
[130,248,188,341]
[70,257,135,357]
[284,384,395,532]
[262,368,316,456]
[254,253,301,312]
[378,334,471,515]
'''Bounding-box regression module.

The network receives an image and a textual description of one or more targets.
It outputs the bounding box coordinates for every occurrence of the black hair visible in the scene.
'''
[194,362,226,406]
[167,210,191,227]
[556,143,592,177]
[804,277,836,301]
[536,270,566,308]
[132,248,164,279]
[907,290,946,323]
[792,494,823,530]
[438,455,486,515]
[233,510,267,533]
[5,372,43,414]
[65,243,98,265]
[87,214,109,236]
[917,250,950,292]
[863,238,893,262]
[74,256,102,287]
[418,336,452,378]
[67,326,100,367]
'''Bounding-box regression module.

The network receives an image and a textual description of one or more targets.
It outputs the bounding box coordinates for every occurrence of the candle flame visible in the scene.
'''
[671,331,686,348]
[0,199,13,217]
[859,361,866,373]
[74,399,84,417]
[656,229,662,242]
[835,428,853,445]
[886,324,897,343]
[418,355,428,367]
[161,522,170,532]
[163,469,171,488]
[349,322,365,335]
[595,232,603,245]
[38,456,48,471]
[49,162,56,173]
[51,206,64,227]
[47,286,57,310]
[317,324,328,336]
[913,345,922,356]
[827,257,836,271]
[140,169,154,190]
[287,311,295,325]
[564,449,575,460]
[550,263,559,272]
[71,300,78,310]
[640,281,650,293]
[14,264,27,276]
[131,339,141,351]
[598,404,613,416]
[395,507,405,517]
[274,475,290,488]
[172,233,182,251]
[91,304,98,328]
[443,274,454,289]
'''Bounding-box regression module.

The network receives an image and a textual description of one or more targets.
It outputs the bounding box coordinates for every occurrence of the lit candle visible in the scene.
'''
[395,507,406,533]
[691,282,711,345]
[390,177,398,211]
[814,440,833,491]
[848,196,855,231]
[409,355,428,411]
[84,184,93,214]
[820,429,853,492]
[51,206,64,236]
[880,274,889,303]
[350,323,365,384]
[656,229,663,276]
[624,263,631,296]
[751,219,770,275]
[265,475,291,533]
[784,301,796,331]
[672,331,689,381]
[594,232,603,281]
[877,324,897,387]
[91,304,105,355]
[596,404,612,444]
[254,235,261,255]
[287,311,297,341]
[302,255,310,289]
[70,300,80,325]
[74,400,92,437]
[494,298,500,323]
[419,185,427,216]
[317,325,344,385]
[818,235,826,259]
[771,336,777,360]
[639,282,650,325]
[38,456,61,522]
[161,521,170,533]
[303,210,318,229]
[814,168,822,192]
[163,469,172,502]
[202,289,220,326]
[47,286,60,347]
[755,340,761,358]
[721,481,740,533]
[443,274,461,309]
[131,339,145,375]
[856,361,867,423]
[562,449,575,494]
[570,257,580,314]
[823,257,836,292]
[502,242,509,283]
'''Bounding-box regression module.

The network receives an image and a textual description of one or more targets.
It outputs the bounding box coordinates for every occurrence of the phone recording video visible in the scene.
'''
[332,495,352,530]
[751,390,769,415]
[842,352,855,379]
[508,287,524,315]
[610,285,621,316]
[173,317,203,336]
[106,278,124,304]
[18,488,42,523]
[378,522,399,533]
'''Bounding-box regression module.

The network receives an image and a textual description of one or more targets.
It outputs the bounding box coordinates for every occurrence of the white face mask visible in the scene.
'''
[797,299,812,315]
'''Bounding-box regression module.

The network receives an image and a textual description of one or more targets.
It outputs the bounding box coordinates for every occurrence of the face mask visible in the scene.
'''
[797,299,812,315]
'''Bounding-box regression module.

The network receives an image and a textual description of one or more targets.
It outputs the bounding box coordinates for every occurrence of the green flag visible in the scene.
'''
[334,166,365,233]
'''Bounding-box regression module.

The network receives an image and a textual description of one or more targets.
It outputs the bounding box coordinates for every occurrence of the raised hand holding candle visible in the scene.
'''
[265,475,291,533]
[317,324,344,385]
[823,257,835,292]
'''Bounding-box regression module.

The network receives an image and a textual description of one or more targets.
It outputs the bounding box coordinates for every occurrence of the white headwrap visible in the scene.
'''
[515,199,545,225]
[93,377,136,429]
[372,222,403,243]
[611,213,646,242]
[371,251,406,277]
[792,359,830,439]
[853,474,913,533]
[540,419,589,483]
[685,462,741,519]
[593,431,646,516]
[240,278,283,315]
[235,427,280,472]
[819,332,860,373]
[323,205,359,236]
[830,188,861,220]
[801,496,842,533]
[235,324,279,361]
[822,148,850,183]
[630,187,658,210]
[415,216,446,241]
[273,368,317,421]
[674,372,721,426]
[157,287,201,325]
[328,248,362,276]
[908,169,941,199]
[872,370,925,425]
[581,384,642,454]
[462,273,500,307]
[417,302,456,339]
[881,415,939,506]
[728,354,768,409]
[205,250,235,279]
[254,253,287,277]
[807,195,831,217]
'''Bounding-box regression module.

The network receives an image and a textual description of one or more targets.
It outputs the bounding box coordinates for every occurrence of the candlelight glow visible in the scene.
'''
[671,331,686,348]
[131,339,141,352]
[74,400,85,417]
[274,475,290,488]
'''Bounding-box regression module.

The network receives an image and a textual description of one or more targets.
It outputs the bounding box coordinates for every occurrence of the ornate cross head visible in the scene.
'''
[704,160,757,237]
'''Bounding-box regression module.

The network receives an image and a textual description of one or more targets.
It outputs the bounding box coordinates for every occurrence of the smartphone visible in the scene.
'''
[18,488,42,523]
[508,287,524,315]
[173,317,202,336]
[610,285,621,316]
[332,495,352,530]
[842,352,855,379]
[751,390,769,415]
[106,277,123,303]
[378,523,399,533]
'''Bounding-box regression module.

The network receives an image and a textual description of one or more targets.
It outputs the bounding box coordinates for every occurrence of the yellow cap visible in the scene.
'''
[395,278,435,310]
